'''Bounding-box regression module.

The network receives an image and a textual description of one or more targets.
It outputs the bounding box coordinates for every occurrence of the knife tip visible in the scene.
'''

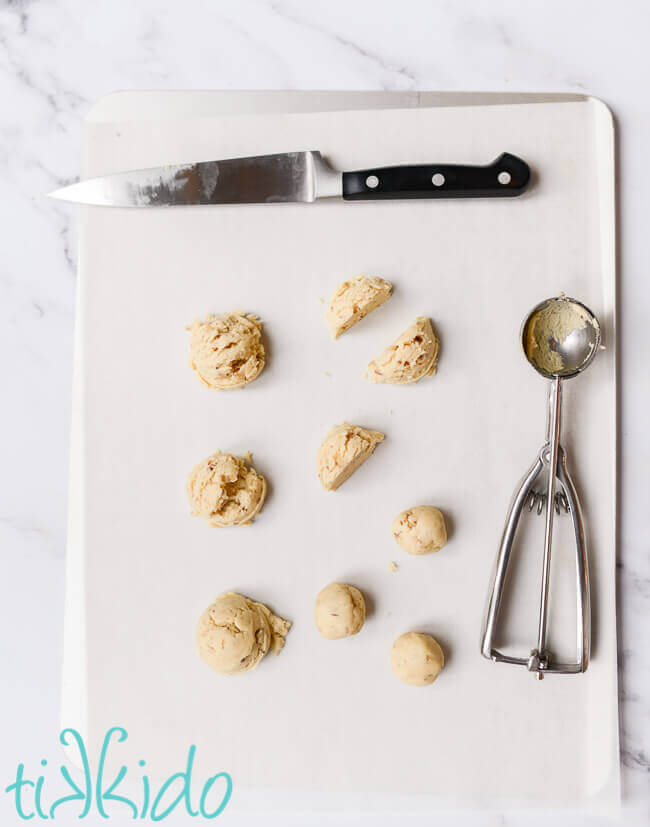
[47,185,77,202]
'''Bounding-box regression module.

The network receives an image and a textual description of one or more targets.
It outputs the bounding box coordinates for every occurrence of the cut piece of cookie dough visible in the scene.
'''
[187,451,267,527]
[392,506,447,555]
[325,275,392,338]
[391,632,445,686]
[188,311,265,389]
[314,582,366,639]
[317,423,385,491]
[196,592,291,676]
[367,316,439,384]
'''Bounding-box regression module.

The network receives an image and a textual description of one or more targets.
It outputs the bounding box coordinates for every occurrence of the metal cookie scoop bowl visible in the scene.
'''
[481,296,601,679]
[522,296,601,380]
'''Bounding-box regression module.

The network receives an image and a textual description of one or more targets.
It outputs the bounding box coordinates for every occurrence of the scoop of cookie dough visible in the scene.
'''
[391,632,445,686]
[317,423,385,490]
[188,312,265,389]
[314,582,366,639]
[325,275,392,338]
[196,592,291,676]
[367,316,439,384]
[187,451,267,526]
[392,506,447,555]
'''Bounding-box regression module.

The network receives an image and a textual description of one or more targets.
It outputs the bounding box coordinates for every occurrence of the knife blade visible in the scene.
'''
[49,150,530,207]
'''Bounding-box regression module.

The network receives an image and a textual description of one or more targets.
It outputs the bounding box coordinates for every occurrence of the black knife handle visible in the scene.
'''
[342,152,530,201]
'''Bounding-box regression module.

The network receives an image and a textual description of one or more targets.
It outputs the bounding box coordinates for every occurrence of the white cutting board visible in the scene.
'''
[64,92,618,815]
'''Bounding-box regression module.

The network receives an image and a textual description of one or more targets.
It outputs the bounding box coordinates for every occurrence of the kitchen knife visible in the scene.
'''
[49,151,530,207]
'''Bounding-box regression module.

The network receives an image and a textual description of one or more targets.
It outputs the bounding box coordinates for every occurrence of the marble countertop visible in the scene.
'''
[0,1,647,825]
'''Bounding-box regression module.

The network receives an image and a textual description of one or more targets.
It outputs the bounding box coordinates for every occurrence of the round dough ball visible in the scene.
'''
[314,582,366,639]
[392,505,447,555]
[196,592,291,676]
[188,312,265,390]
[187,451,266,527]
[391,632,445,686]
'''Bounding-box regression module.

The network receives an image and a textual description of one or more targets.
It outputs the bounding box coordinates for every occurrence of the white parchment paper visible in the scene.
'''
[66,96,618,812]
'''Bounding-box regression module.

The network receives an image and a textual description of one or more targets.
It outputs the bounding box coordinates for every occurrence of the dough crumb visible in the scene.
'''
[187,451,267,527]
[317,423,384,490]
[196,592,291,675]
[388,561,399,572]
[314,582,366,639]
[391,632,445,686]
[392,506,447,555]
[367,317,439,384]
[325,275,392,338]
[188,311,265,390]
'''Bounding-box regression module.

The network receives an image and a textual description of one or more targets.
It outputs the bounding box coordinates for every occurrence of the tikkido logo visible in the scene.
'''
[4,727,232,821]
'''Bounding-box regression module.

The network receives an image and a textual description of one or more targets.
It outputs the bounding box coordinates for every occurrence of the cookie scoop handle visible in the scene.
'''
[342,153,530,201]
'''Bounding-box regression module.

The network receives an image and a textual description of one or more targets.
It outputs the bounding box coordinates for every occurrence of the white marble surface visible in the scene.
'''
[0,1,647,825]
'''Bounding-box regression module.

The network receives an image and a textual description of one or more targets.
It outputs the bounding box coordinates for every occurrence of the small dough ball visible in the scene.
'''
[196,592,291,676]
[367,316,439,384]
[317,423,385,491]
[314,582,366,639]
[187,451,266,526]
[391,632,445,686]
[325,275,392,338]
[188,312,265,389]
[392,506,447,555]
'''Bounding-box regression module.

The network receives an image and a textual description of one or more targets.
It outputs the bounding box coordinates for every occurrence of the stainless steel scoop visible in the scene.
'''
[481,296,601,679]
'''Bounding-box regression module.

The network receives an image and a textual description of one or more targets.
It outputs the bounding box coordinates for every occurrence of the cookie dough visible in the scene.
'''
[392,506,447,555]
[367,316,439,384]
[187,451,267,526]
[325,275,392,338]
[314,582,366,639]
[188,312,265,389]
[391,632,445,686]
[317,423,385,490]
[196,592,291,676]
